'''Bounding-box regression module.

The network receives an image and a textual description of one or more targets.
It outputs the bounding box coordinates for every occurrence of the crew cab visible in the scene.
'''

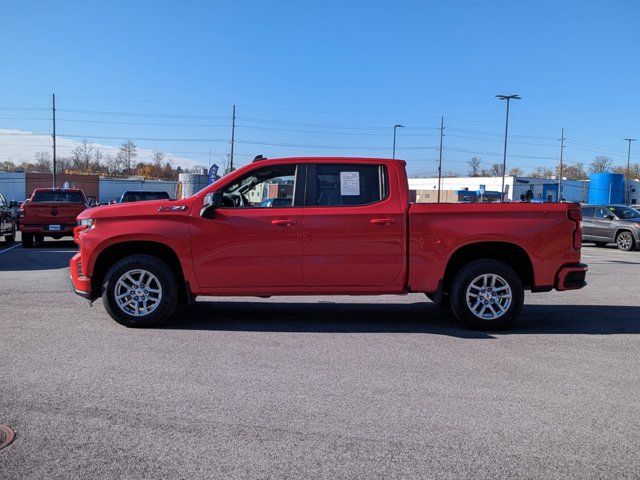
[21,188,88,247]
[70,157,587,330]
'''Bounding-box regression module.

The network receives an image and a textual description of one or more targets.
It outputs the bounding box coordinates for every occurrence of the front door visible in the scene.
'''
[190,163,305,290]
[593,206,616,241]
[302,163,405,290]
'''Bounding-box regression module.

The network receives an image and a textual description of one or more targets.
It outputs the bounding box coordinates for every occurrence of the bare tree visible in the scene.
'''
[489,163,504,177]
[590,156,612,173]
[508,167,524,176]
[151,151,165,169]
[117,140,137,174]
[529,166,554,178]
[468,157,481,177]
[34,151,52,172]
[558,162,587,180]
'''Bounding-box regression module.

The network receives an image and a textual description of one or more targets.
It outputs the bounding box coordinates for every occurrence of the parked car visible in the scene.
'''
[119,191,171,203]
[20,188,89,247]
[581,204,640,251]
[70,157,587,331]
[0,192,17,244]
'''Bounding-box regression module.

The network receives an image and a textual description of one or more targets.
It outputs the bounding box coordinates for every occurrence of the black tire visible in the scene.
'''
[616,231,635,251]
[21,233,33,248]
[426,293,448,307]
[450,259,524,330]
[35,234,44,244]
[594,242,608,247]
[4,226,15,244]
[102,254,178,328]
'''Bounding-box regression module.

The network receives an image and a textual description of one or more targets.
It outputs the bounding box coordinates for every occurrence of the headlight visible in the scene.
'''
[77,218,95,230]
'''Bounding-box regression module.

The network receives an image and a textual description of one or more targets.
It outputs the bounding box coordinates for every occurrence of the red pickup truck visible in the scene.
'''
[21,188,88,247]
[70,157,587,330]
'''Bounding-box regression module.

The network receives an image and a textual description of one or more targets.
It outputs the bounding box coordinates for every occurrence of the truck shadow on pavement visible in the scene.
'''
[167,301,640,338]
[0,241,77,271]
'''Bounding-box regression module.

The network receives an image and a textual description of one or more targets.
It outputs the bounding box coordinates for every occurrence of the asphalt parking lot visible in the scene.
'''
[1,235,639,479]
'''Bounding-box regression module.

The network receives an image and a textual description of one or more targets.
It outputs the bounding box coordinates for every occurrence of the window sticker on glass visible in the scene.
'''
[340,171,360,196]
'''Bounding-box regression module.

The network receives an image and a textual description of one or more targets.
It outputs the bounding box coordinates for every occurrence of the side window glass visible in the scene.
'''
[221,164,296,208]
[314,164,386,206]
[581,207,595,219]
[595,207,612,219]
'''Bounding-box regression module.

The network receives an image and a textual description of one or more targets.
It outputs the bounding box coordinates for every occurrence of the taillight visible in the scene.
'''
[568,207,582,250]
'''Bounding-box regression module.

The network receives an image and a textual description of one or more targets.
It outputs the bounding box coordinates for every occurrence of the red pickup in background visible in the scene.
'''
[20,188,88,247]
[70,157,587,330]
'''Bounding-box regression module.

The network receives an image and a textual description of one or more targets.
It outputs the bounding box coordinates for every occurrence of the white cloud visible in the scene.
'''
[0,128,209,169]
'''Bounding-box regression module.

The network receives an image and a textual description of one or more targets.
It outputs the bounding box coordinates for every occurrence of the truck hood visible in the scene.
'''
[77,199,192,220]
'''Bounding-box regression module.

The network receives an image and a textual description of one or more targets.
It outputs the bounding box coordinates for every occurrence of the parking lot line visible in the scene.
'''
[0,243,21,255]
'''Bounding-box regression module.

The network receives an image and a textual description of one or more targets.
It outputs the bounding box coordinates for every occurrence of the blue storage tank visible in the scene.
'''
[588,172,624,204]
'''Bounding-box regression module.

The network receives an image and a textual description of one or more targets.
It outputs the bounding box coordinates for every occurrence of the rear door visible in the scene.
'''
[581,206,596,240]
[302,163,405,290]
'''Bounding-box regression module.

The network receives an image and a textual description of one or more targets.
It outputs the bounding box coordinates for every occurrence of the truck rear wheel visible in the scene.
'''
[102,254,178,328]
[21,233,34,248]
[450,259,524,330]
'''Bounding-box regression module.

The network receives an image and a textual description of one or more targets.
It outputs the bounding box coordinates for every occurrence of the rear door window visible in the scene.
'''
[311,164,387,206]
[581,206,595,219]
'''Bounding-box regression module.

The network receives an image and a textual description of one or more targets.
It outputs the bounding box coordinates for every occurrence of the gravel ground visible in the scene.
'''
[1,236,639,479]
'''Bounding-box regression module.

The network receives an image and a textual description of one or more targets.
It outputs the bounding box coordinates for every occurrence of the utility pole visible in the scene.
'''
[558,128,565,202]
[624,138,636,204]
[52,93,57,188]
[496,94,521,202]
[230,104,236,172]
[392,124,404,159]
[437,116,444,203]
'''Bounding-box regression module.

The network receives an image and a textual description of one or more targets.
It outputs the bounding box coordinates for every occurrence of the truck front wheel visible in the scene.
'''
[450,259,524,330]
[102,254,178,328]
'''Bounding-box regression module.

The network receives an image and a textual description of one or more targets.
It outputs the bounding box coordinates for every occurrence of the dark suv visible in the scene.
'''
[581,204,640,251]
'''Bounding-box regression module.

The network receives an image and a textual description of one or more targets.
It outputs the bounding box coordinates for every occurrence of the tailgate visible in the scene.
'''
[25,203,85,224]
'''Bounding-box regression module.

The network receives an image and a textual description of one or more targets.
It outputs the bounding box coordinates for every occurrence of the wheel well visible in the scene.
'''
[91,241,188,304]
[615,229,633,239]
[442,242,534,294]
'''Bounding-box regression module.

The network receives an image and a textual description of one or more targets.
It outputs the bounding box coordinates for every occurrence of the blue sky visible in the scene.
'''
[1,0,639,175]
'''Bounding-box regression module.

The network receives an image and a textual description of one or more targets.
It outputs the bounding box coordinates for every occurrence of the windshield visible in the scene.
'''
[32,191,84,203]
[121,192,170,202]
[608,206,640,219]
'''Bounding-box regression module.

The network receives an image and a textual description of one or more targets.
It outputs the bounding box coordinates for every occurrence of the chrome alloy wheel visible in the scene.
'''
[617,232,633,250]
[465,273,512,320]
[114,269,163,317]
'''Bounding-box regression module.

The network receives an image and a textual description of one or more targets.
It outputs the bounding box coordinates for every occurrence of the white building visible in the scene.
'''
[408,176,590,203]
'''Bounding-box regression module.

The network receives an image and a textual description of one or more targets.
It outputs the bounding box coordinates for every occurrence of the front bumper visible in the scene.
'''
[69,252,95,300]
[555,263,588,291]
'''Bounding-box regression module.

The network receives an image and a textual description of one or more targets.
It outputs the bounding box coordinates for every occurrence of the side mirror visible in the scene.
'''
[201,191,222,218]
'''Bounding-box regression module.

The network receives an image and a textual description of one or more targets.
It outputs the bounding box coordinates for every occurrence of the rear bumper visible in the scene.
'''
[555,263,588,291]
[69,252,96,300]
[20,224,75,235]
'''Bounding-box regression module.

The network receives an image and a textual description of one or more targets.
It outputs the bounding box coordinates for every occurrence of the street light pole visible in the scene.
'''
[558,128,565,202]
[392,124,404,159]
[624,138,636,204]
[496,94,521,202]
[437,116,444,203]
